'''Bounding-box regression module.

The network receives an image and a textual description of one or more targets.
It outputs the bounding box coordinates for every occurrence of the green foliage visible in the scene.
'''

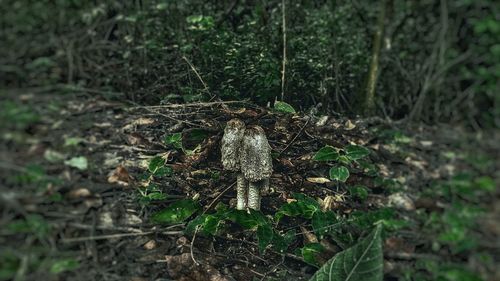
[187,203,295,253]
[426,203,483,253]
[309,225,383,281]
[348,185,369,201]
[150,199,200,224]
[313,146,339,161]
[148,156,172,177]
[299,243,325,267]
[0,250,19,281]
[274,101,296,114]
[137,184,169,205]
[6,214,50,240]
[329,166,350,182]
[0,101,39,131]
[275,193,320,222]
[345,145,370,160]
[50,258,80,274]
[164,133,183,150]
[313,144,371,184]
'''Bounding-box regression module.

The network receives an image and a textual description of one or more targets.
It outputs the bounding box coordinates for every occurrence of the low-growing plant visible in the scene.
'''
[313,144,371,183]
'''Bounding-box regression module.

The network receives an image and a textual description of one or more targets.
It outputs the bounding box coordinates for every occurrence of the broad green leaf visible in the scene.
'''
[337,155,352,165]
[257,224,274,253]
[309,224,383,281]
[148,156,165,173]
[349,185,369,201]
[164,132,183,149]
[345,145,370,160]
[313,146,339,161]
[300,243,325,267]
[274,101,296,114]
[64,156,88,170]
[186,214,220,235]
[329,166,349,182]
[312,211,338,238]
[228,209,269,229]
[151,199,200,224]
[50,258,79,274]
[272,230,296,253]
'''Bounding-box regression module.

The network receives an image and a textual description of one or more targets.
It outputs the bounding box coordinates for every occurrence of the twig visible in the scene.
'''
[280,0,287,101]
[202,182,236,215]
[279,118,310,155]
[62,230,182,243]
[182,55,216,101]
[137,100,244,109]
[190,226,201,266]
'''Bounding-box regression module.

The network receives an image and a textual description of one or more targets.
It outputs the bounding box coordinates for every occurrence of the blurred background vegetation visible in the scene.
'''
[1,0,498,128]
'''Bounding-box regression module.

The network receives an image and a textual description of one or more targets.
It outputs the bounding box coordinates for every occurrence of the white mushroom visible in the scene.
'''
[239,125,273,210]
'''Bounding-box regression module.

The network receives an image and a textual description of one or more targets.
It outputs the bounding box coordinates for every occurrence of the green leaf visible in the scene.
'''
[312,211,338,238]
[147,192,168,201]
[348,185,369,201]
[275,193,320,222]
[329,166,349,182]
[345,145,370,160]
[63,137,85,147]
[148,156,165,173]
[274,101,296,114]
[64,156,88,170]
[186,129,208,142]
[313,146,339,161]
[309,225,383,281]
[474,176,495,192]
[301,243,326,267]
[164,133,183,149]
[151,199,200,224]
[272,230,296,253]
[50,258,79,274]
[154,166,173,177]
[257,223,274,253]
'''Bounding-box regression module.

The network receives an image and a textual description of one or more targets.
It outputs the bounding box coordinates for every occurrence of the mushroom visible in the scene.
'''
[239,125,273,210]
[221,119,247,210]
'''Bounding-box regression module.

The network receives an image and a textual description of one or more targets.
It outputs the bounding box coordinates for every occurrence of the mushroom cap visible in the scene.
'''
[239,125,273,182]
[221,119,246,171]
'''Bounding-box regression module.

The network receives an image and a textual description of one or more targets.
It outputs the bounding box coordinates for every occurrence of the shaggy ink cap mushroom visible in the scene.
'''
[239,125,273,182]
[221,118,246,172]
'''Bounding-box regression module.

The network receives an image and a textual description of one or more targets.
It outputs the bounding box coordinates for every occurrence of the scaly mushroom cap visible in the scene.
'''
[221,119,246,171]
[240,125,273,182]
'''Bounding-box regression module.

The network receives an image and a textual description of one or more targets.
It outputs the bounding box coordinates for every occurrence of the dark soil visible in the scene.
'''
[1,93,498,281]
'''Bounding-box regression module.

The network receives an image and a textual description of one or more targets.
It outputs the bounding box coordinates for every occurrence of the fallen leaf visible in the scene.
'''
[300,226,318,244]
[67,188,92,199]
[44,149,66,163]
[64,156,88,170]
[165,253,233,281]
[306,177,331,184]
[107,165,134,187]
[344,119,356,130]
[143,240,157,250]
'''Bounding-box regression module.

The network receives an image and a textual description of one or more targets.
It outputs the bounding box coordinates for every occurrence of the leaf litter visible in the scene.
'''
[0,94,499,281]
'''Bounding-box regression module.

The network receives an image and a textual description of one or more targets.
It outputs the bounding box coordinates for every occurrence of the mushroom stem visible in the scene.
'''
[236,173,248,210]
[247,181,262,210]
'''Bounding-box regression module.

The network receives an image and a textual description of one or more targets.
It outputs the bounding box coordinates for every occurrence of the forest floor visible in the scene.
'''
[1,93,499,281]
